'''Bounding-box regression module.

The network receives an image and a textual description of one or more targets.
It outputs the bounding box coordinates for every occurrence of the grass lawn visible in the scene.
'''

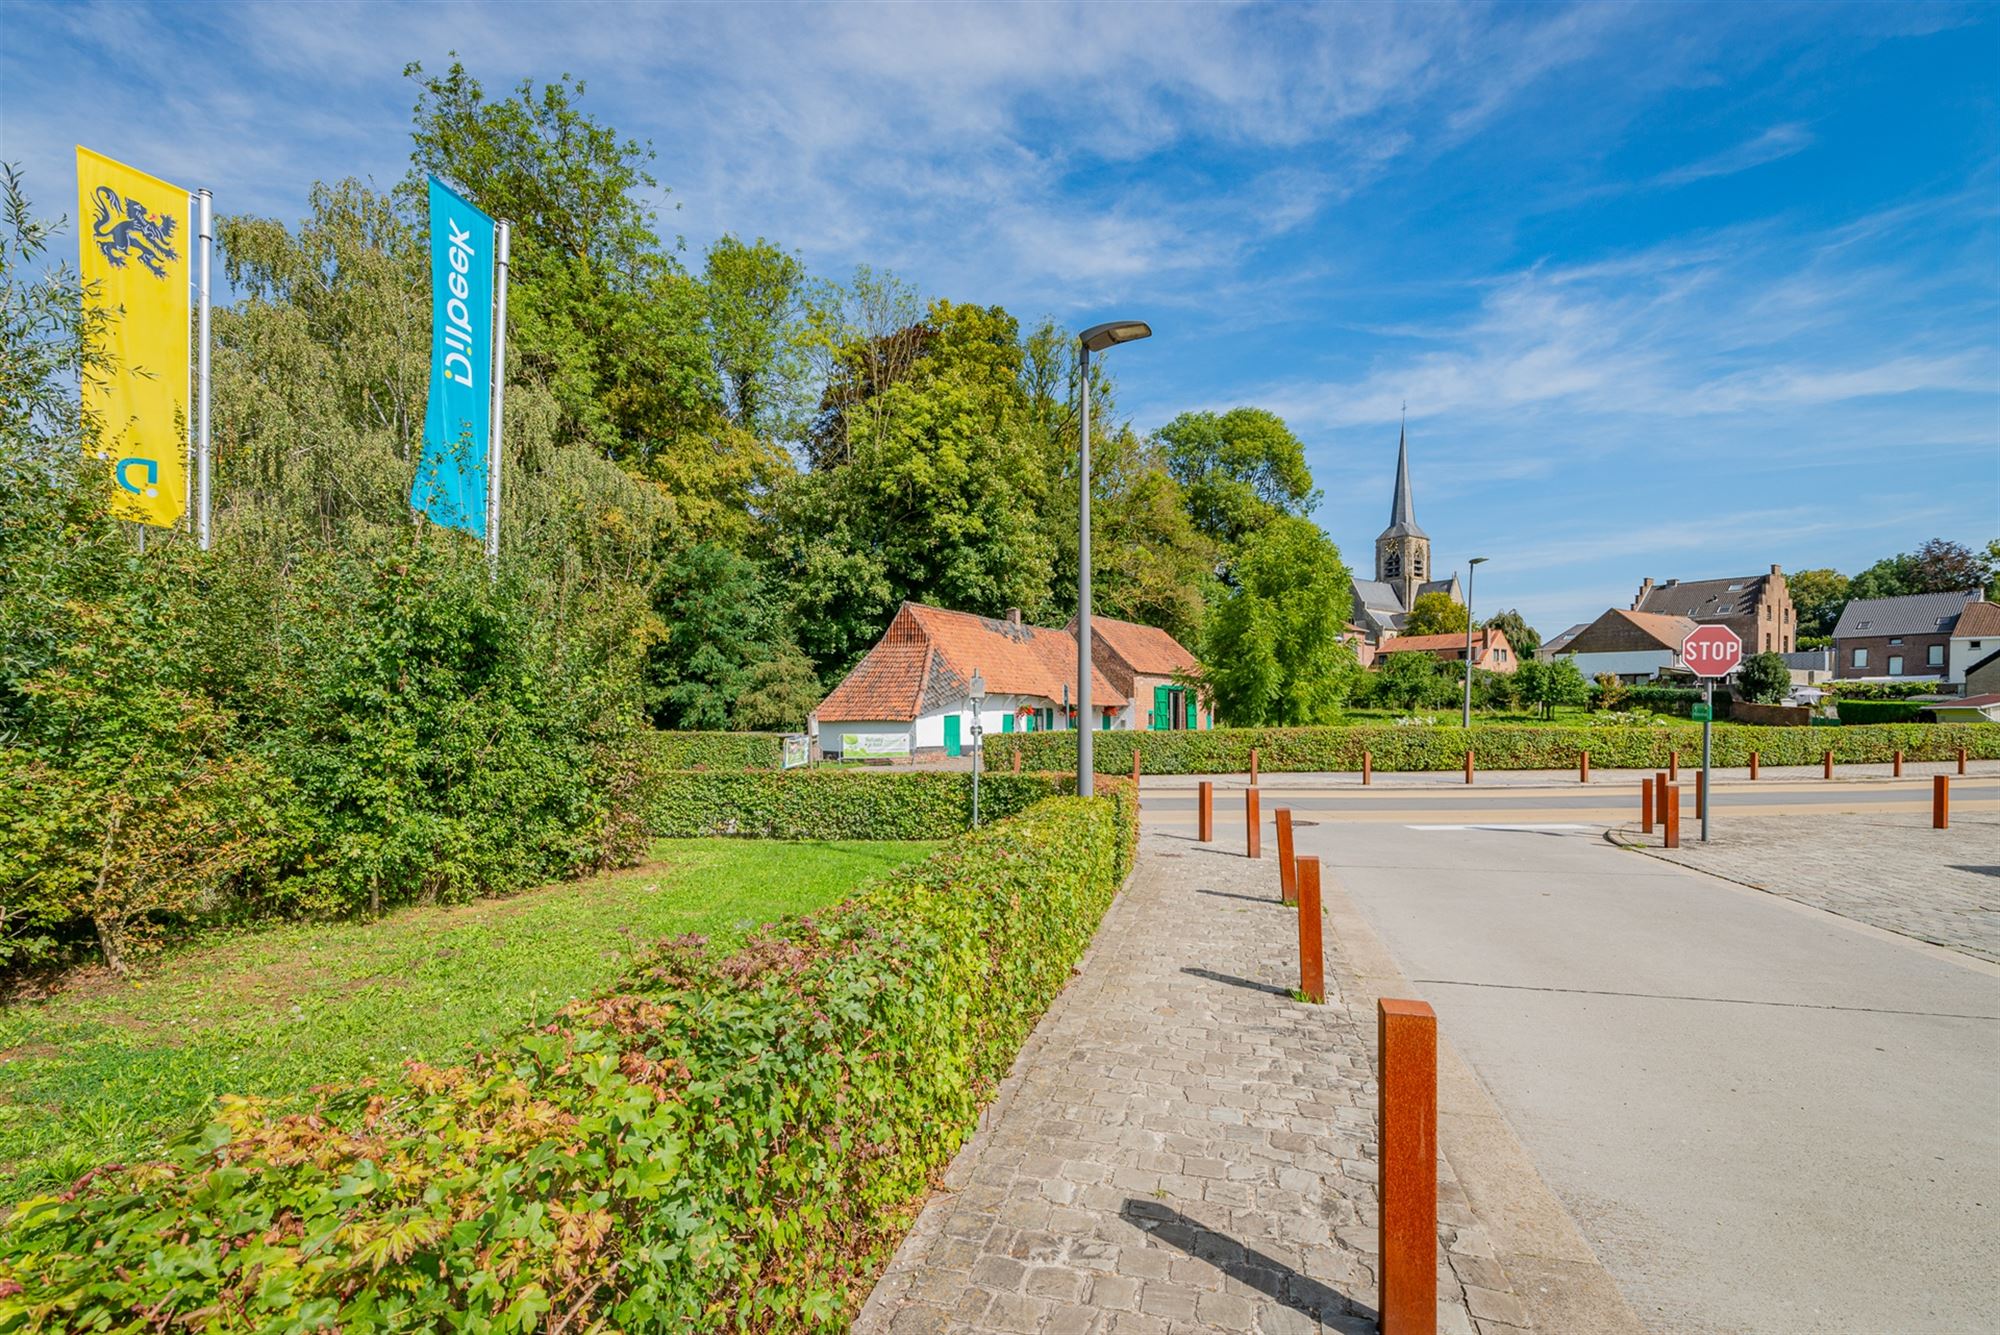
[0,837,936,1202]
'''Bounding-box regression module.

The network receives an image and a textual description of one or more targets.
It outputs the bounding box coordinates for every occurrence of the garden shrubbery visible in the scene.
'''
[988,722,2000,774]
[0,787,1138,1332]
[1834,699,1926,725]
[646,730,788,771]
[645,768,1076,839]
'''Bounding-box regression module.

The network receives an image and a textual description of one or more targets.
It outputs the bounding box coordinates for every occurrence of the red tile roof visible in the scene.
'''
[816,602,1126,723]
[1081,615,1199,677]
[1376,630,1500,655]
[1952,600,2000,636]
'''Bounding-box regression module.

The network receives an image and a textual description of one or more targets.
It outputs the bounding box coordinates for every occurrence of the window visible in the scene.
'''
[1856,621,1872,630]
[1715,605,1734,615]
[1888,655,1904,676]
[1928,644,1944,667]
[1852,647,1869,668]
[1888,637,1902,646]
[1972,640,1985,650]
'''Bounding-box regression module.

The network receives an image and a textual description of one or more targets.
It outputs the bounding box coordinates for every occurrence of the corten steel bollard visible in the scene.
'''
[1362,750,1373,785]
[1580,750,1590,784]
[1750,751,1760,780]
[1377,998,1438,1335]
[1959,746,1969,776]
[1245,787,1262,860]
[1654,771,1669,825]
[1641,780,1655,834]
[1934,775,1950,829]
[1250,747,1260,786]
[1669,749,1679,781]
[1130,747,1140,785]
[1664,785,1681,849]
[1296,856,1325,1003]
[1696,770,1706,823]
[1198,781,1214,842]
[1894,750,1904,778]
[1464,749,1475,785]
[1012,749,1022,774]
[1277,808,1297,904]
[1824,750,1834,780]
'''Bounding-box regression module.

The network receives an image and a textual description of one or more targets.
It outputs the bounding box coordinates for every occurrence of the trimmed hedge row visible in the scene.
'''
[986,723,2000,774]
[644,729,787,771]
[1834,699,1925,725]
[0,786,1139,1332]
[646,769,1075,839]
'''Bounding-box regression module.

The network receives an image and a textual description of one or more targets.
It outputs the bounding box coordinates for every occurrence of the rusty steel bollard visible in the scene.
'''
[1245,786,1262,860]
[1580,749,1590,784]
[1696,769,1706,822]
[1641,780,1655,834]
[1959,746,1968,776]
[1750,750,1760,780]
[1130,747,1140,784]
[1362,750,1373,785]
[1198,781,1214,842]
[1824,750,1834,780]
[1296,856,1324,1003]
[1654,771,1669,826]
[1669,749,1679,781]
[1277,808,1296,904]
[1378,998,1438,1335]
[1012,748,1022,774]
[1894,750,1904,778]
[1464,749,1475,785]
[1249,747,1260,786]
[1935,775,1950,829]
[1664,784,1681,849]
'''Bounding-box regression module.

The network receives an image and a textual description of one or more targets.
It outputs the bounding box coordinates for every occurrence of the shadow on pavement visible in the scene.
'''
[1181,966,1292,998]
[1118,1200,1374,1332]
[1194,887,1279,906]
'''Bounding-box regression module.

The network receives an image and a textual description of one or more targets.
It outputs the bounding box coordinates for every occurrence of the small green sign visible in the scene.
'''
[1691,704,1713,722]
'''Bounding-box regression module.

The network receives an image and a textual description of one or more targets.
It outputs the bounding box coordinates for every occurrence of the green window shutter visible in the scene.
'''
[1002,713,1014,734]
[1153,685,1170,730]
[1185,696,1196,730]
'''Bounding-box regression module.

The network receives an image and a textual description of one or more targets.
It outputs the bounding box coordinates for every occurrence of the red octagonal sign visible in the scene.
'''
[1681,624,1744,678]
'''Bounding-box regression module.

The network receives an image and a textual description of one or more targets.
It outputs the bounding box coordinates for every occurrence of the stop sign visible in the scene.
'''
[1681,624,1743,678]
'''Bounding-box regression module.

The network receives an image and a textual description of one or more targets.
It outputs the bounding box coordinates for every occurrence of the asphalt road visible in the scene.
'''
[1250,804,2000,1334]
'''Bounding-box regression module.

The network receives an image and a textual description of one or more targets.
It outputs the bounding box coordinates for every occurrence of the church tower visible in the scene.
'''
[1374,418,1431,611]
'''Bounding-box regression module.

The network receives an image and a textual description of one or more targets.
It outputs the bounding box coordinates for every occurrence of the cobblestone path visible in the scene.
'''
[1625,808,2000,963]
[855,832,1528,1335]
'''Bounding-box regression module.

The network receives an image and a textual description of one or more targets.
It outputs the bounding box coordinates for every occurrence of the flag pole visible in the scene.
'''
[486,219,511,582]
[196,188,214,551]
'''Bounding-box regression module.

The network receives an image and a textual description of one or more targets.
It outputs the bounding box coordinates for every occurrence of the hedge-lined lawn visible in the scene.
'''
[0,838,934,1203]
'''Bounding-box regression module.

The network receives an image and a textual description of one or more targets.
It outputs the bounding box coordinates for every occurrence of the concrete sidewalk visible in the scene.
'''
[856,833,1556,1335]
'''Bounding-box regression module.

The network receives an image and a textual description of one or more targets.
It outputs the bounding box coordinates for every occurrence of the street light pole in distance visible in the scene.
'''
[1076,319,1152,797]
[1463,556,1488,729]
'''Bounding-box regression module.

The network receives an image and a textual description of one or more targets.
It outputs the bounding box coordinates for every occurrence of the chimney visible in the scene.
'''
[1006,608,1022,625]
[1663,578,1678,588]
[1770,564,1782,577]
[1634,577,1653,610]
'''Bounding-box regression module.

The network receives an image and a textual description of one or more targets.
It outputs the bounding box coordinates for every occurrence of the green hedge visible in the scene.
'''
[646,769,1074,839]
[644,730,787,771]
[986,723,2000,774]
[0,786,1138,1332]
[1834,699,1925,725]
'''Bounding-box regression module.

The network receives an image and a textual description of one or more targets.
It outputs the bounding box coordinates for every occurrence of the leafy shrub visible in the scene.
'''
[645,769,1074,839]
[0,788,1137,1332]
[1826,679,1935,700]
[1737,651,1792,704]
[1834,699,1925,725]
[1589,684,1711,716]
[645,729,788,771]
[987,723,2000,773]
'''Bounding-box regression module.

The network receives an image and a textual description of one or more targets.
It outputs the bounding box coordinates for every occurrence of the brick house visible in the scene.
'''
[1631,566,1796,655]
[1553,608,1697,683]
[813,603,1124,759]
[1372,628,1519,674]
[1067,613,1209,731]
[1830,589,1982,682]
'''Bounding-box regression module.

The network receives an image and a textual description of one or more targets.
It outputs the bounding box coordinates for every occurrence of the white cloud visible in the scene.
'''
[1656,122,1814,187]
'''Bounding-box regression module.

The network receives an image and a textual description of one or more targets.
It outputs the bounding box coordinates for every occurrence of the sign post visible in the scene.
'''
[1680,625,1743,844]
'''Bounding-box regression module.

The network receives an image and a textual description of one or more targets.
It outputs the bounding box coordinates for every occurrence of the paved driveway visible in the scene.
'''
[1287,811,2000,1335]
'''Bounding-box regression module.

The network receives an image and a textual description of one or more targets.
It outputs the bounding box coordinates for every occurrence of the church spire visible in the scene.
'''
[1383,409,1425,538]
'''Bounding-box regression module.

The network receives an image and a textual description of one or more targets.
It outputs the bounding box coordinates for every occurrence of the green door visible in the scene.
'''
[1152,684,1170,730]
[1186,695,1197,730]
[1002,713,1015,734]
[944,714,961,757]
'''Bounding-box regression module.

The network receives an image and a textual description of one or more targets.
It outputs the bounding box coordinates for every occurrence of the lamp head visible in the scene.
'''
[1469,556,1489,567]
[1079,320,1152,352]
[969,668,986,705]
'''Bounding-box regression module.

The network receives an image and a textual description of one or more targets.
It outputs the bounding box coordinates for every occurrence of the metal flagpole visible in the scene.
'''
[486,220,512,582]
[196,188,214,551]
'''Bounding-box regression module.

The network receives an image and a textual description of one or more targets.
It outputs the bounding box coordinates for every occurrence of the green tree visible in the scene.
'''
[1155,407,1318,556]
[1847,554,1918,602]
[1737,651,1791,704]
[1199,517,1355,725]
[1366,651,1459,712]
[704,234,809,442]
[1786,568,1850,638]
[1482,609,1540,658]
[647,543,776,730]
[732,642,824,732]
[1513,658,1588,719]
[1909,538,1992,594]
[1404,592,1470,637]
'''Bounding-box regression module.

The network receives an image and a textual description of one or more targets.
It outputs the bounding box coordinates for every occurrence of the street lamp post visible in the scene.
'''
[1462,556,1488,729]
[969,668,986,828]
[1075,320,1152,797]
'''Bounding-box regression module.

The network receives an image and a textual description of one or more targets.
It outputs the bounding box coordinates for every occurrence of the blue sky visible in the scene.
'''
[3,0,1995,634]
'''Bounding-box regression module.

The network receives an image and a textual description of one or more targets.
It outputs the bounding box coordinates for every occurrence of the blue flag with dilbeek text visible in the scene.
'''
[410,176,495,538]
